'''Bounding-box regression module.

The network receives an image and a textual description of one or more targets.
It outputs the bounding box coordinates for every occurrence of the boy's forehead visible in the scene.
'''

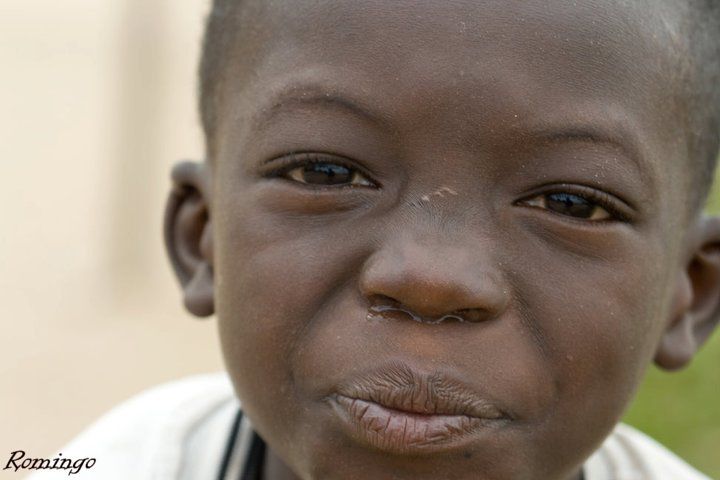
[219,0,691,200]
[235,0,687,92]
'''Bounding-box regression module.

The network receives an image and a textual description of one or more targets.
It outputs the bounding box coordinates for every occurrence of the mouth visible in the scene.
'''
[327,362,511,454]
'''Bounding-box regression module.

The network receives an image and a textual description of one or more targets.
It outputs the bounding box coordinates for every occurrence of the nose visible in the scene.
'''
[358,237,509,323]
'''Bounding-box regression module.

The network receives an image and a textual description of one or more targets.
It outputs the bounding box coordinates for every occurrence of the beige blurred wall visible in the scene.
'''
[0,0,224,471]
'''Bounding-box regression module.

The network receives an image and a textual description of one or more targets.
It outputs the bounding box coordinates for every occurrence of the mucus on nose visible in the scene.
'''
[367,301,481,324]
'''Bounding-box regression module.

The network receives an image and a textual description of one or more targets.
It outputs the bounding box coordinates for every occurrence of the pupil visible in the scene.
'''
[546,193,594,218]
[302,163,352,185]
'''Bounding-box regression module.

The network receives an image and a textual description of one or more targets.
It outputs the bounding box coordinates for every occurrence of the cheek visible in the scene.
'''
[213,190,373,432]
[513,227,675,434]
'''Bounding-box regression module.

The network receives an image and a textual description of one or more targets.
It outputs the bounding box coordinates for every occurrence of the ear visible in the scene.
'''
[655,215,720,370]
[163,161,214,318]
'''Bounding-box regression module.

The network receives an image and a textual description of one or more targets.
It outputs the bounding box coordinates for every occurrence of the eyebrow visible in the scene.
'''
[251,85,391,131]
[525,124,653,183]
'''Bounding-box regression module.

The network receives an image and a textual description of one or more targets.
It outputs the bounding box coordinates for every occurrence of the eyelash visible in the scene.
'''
[515,184,633,223]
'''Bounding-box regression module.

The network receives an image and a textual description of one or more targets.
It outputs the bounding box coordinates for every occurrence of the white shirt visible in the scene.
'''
[24,373,711,480]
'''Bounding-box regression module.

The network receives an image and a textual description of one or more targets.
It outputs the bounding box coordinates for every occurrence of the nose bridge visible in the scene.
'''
[358,225,509,321]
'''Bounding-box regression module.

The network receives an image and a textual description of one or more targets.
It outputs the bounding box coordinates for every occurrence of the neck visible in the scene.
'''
[262,446,302,480]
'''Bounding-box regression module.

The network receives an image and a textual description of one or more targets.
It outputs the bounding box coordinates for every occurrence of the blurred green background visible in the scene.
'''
[623,170,720,478]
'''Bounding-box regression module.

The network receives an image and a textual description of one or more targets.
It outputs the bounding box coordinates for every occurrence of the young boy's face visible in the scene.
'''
[167,1,720,479]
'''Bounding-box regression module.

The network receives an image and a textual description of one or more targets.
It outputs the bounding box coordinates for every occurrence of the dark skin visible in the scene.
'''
[165,1,720,479]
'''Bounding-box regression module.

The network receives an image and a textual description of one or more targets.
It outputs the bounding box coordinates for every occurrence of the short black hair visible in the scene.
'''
[686,0,720,208]
[198,0,720,209]
[199,0,238,152]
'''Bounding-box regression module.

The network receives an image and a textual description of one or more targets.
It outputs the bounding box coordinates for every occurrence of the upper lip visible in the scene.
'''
[333,362,509,420]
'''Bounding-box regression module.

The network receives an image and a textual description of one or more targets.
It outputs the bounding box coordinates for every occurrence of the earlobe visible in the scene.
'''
[655,216,720,370]
[163,161,215,318]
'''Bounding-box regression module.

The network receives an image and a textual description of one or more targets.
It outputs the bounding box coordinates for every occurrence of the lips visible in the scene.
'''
[328,362,510,454]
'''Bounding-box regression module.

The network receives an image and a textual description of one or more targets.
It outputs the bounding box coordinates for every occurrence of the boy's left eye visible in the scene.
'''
[519,192,613,221]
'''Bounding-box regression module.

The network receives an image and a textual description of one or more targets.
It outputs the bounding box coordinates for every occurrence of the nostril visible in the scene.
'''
[366,294,418,322]
[367,304,419,323]
[367,294,402,309]
[366,295,486,325]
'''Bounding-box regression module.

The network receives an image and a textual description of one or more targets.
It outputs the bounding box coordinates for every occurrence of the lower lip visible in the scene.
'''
[330,395,498,454]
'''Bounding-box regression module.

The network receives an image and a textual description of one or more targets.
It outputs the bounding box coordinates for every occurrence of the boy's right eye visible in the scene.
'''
[269,153,377,188]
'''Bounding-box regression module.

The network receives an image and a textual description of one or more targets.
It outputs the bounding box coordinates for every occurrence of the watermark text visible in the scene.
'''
[4,450,96,476]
